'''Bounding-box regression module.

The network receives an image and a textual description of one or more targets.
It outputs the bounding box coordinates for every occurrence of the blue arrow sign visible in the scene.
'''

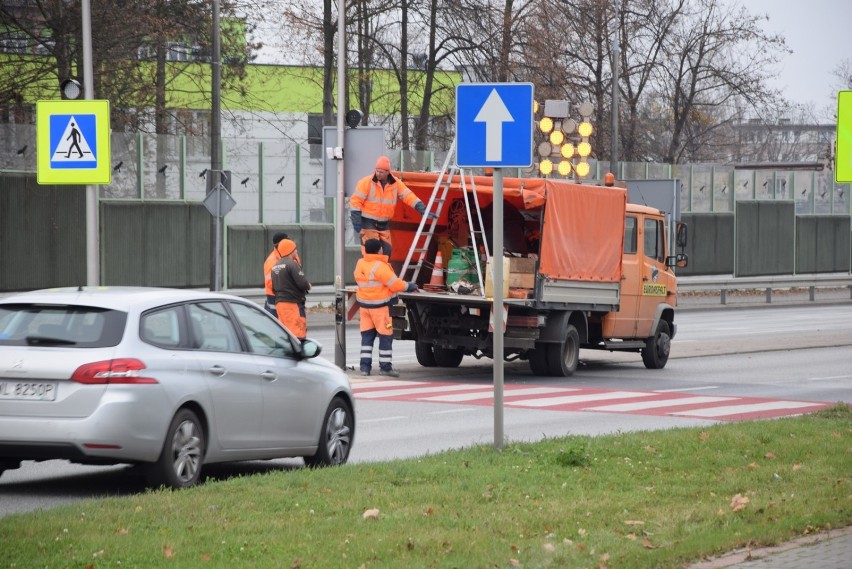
[456,83,534,168]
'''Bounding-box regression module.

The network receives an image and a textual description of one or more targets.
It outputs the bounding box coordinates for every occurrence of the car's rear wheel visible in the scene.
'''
[305,397,353,467]
[148,409,205,489]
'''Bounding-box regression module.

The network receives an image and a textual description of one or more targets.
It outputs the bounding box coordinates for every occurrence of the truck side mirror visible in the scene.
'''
[667,253,688,269]
[676,223,688,248]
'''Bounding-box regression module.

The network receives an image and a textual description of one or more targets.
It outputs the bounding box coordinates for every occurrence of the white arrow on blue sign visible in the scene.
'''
[456,83,534,168]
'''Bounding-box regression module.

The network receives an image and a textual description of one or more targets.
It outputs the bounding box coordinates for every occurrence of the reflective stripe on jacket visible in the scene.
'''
[350,173,423,224]
[354,253,408,308]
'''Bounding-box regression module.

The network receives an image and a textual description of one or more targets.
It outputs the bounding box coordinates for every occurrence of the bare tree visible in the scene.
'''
[650,0,787,163]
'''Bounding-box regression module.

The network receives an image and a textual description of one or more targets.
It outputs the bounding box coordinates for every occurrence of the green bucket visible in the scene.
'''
[446,248,480,285]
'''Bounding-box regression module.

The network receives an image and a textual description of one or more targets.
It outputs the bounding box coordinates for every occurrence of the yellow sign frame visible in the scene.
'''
[37,99,111,185]
[837,91,852,184]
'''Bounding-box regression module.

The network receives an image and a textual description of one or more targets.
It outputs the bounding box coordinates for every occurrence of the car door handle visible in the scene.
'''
[261,371,277,381]
[208,365,227,377]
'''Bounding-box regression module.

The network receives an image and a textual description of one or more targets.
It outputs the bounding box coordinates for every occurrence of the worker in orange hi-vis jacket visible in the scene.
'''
[354,238,418,377]
[350,155,437,255]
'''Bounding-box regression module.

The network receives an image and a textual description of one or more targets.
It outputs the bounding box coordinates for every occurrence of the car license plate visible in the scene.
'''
[0,381,57,401]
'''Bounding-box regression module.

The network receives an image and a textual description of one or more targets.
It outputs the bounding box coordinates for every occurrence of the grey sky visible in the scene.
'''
[740,0,850,110]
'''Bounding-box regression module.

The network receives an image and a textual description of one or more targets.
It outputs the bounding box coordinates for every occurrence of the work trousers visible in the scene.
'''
[359,306,393,372]
[276,301,307,339]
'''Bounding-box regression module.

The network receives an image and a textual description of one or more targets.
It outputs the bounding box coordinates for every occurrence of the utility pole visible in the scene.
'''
[210,0,223,290]
[82,0,98,285]
[334,0,347,369]
[610,0,620,178]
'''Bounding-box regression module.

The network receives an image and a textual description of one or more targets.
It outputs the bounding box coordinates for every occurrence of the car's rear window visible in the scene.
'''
[0,303,127,348]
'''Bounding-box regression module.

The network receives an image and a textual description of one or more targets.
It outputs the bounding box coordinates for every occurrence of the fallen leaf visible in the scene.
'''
[92,550,105,558]
[362,508,380,520]
[765,452,776,459]
[730,493,750,512]
[511,544,519,553]
[578,528,587,537]
[642,538,655,549]
[624,520,644,526]
[747,462,760,470]
[576,542,586,552]
[201,553,212,561]
[423,507,433,516]
[115,527,129,535]
[643,445,656,454]
[290,558,302,569]
[510,559,520,567]
[626,533,637,541]
[543,542,556,552]
[699,431,710,441]
[792,463,803,471]
[163,546,175,559]
[406,538,415,551]
[831,432,841,439]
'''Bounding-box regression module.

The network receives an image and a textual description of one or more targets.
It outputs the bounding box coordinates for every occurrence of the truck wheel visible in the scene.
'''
[415,342,437,367]
[547,325,579,377]
[433,346,464,367]
[528,345,549,376]
[642,320,671,369]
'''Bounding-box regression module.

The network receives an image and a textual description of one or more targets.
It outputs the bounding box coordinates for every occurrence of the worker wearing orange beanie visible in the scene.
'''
[350,155,438,255]
[270,239,311,339]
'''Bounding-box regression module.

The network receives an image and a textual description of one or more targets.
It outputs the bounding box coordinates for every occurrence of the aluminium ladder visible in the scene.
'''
[399,138,491,294]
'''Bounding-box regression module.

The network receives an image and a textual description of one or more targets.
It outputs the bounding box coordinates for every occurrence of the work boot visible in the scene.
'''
[378,368,400,378]
[359,368,371,376]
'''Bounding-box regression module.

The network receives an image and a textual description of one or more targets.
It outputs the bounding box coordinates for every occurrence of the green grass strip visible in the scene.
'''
[2,405,849,568]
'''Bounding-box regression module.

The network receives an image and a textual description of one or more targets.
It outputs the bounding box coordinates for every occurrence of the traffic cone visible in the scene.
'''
[425,251,445,291]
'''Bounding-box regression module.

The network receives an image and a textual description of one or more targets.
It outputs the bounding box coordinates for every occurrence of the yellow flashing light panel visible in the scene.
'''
[557,160,572,176]
[560,143,575,158]
[575,161,590,177]
[577,141,592,158]
[578,121,593,137]
[549,130,564,145]
[539,116,553,133]
[539,159,554,175]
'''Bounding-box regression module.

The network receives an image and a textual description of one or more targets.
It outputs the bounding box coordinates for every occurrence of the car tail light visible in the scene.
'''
[71,358,158,384]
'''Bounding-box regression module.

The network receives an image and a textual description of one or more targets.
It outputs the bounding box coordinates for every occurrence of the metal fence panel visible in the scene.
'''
[102,201,209,287]
[679,213,734,276]
[736,201,795,277]
[0,174,86,291]
[795,216,852,273]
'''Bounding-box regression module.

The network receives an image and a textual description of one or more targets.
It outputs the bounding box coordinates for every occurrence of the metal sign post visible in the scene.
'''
[456,83,534,450]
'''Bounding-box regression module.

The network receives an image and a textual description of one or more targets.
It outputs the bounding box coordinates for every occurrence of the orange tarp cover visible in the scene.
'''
[538,182,626,282]
[388,171,625,283]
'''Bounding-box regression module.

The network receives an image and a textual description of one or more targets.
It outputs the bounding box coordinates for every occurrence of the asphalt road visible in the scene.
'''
[2,302,850,518]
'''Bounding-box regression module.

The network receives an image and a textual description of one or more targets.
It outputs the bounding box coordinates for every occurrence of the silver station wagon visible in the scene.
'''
[0,287,355,488]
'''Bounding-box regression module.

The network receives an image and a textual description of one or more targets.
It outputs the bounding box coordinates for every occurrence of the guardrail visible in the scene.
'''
[678,274,852,305]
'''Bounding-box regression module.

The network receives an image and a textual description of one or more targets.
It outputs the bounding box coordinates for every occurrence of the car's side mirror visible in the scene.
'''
[300,338,322,359]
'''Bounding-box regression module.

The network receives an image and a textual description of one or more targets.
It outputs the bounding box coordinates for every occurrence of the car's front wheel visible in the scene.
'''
[305,397,353,467]
[148,409,205,489]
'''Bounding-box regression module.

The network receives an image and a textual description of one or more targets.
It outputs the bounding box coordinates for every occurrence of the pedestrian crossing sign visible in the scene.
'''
[37,99,111,185]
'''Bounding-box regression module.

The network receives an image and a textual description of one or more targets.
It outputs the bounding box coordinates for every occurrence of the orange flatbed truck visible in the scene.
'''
[385,171,687,377]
